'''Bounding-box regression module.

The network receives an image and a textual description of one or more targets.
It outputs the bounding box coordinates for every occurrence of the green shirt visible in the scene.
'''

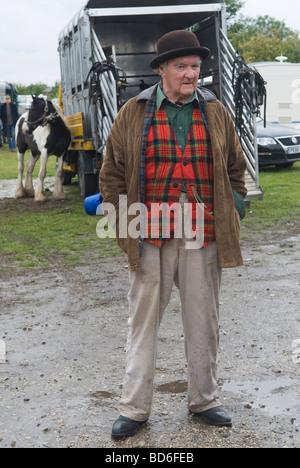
[156,86,199,192]
[156,85,199,152]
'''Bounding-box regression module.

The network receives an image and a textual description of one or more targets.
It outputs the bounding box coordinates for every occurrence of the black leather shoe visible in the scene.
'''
[194,407,232,427]
[111,415,148,439]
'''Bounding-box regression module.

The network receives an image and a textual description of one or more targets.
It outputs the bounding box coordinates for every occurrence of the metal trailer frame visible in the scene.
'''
[58,0,263,200]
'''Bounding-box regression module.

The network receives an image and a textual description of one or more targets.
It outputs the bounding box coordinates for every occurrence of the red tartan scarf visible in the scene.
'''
[144,105,215,247]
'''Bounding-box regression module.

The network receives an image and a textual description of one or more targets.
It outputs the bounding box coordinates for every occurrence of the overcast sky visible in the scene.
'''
[240,0,300,30]
[1,0,299,87]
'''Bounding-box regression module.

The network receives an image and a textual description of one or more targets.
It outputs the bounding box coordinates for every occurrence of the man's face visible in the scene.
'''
[5,97,11,104]
[160,55,201,103]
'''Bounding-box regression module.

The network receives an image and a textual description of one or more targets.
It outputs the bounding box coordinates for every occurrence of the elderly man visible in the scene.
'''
[100,30,247,439]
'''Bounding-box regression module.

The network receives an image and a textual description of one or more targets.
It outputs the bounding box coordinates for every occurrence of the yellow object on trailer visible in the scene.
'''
[66,113,95,152]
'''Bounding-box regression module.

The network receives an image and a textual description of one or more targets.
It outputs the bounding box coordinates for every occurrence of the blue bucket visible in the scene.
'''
[84,193,103,216]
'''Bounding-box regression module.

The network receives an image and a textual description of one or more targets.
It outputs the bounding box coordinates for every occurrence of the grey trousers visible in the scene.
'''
[119,209,222,421]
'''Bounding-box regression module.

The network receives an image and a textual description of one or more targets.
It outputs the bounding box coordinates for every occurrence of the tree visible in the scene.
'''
[28,82,48,96]
[12,83,28,95]
[12,82,59,99]
[51,81,60,99]
[228,15,300,63]
[225,0,245,24]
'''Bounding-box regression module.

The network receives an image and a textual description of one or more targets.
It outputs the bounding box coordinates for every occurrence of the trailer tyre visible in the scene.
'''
[78,151,99,198]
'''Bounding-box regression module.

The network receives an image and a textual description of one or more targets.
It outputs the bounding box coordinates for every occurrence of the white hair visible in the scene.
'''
[155,57,202,75]
[155,61,169,75]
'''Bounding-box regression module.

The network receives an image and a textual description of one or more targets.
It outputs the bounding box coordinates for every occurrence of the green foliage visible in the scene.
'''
[227,12,300,63]
[12,82,47,96]
[225,0,245,23]
[12,81,60,99]
[51,81,60,99]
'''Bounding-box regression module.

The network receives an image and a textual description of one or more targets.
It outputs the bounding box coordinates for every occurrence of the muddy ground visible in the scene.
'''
[0,188,299,448]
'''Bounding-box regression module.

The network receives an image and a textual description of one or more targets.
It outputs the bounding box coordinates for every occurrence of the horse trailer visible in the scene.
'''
[58,0,265,200]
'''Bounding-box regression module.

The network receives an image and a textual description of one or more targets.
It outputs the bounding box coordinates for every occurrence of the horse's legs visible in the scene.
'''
[34,149,47,202]
[15,151,26,198]
[53,156,66,200]
[24,153,39,198]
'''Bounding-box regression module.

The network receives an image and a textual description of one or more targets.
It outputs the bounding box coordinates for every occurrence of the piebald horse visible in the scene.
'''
[15,96,71,202]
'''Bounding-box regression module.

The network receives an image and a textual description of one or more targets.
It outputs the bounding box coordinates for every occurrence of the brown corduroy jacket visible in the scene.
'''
[99,85,247,270]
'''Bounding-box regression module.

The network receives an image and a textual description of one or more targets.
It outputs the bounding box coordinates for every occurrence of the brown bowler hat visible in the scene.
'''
[150,30,211,69]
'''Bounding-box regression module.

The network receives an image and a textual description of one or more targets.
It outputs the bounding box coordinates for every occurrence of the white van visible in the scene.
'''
[250,62,300,129]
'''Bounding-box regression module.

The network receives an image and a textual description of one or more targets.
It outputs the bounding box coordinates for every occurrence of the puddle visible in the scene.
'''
[155,378,299,418]
[90,390,118,408]
[0,177,55,199]
[156,380,187,394]
[91,391,114,399]
[222,378,299,416]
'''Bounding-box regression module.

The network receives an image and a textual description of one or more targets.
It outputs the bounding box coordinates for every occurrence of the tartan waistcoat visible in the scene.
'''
[144,105,215,247]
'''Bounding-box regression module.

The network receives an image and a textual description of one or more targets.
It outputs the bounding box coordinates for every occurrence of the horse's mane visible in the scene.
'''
[52,102,70,130]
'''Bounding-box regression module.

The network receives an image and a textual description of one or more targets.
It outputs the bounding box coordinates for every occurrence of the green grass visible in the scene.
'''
[242,161,300,241]
[0,144,56,179]
[0,183,120,271]
[1,144,300,269]
[0,143,122,270]
[0,201,120,269]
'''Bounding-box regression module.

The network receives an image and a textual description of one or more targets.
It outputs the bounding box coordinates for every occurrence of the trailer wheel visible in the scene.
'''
[78,151,99,198]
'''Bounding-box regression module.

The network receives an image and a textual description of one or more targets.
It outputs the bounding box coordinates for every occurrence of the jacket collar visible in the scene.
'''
[136,82,216,103]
